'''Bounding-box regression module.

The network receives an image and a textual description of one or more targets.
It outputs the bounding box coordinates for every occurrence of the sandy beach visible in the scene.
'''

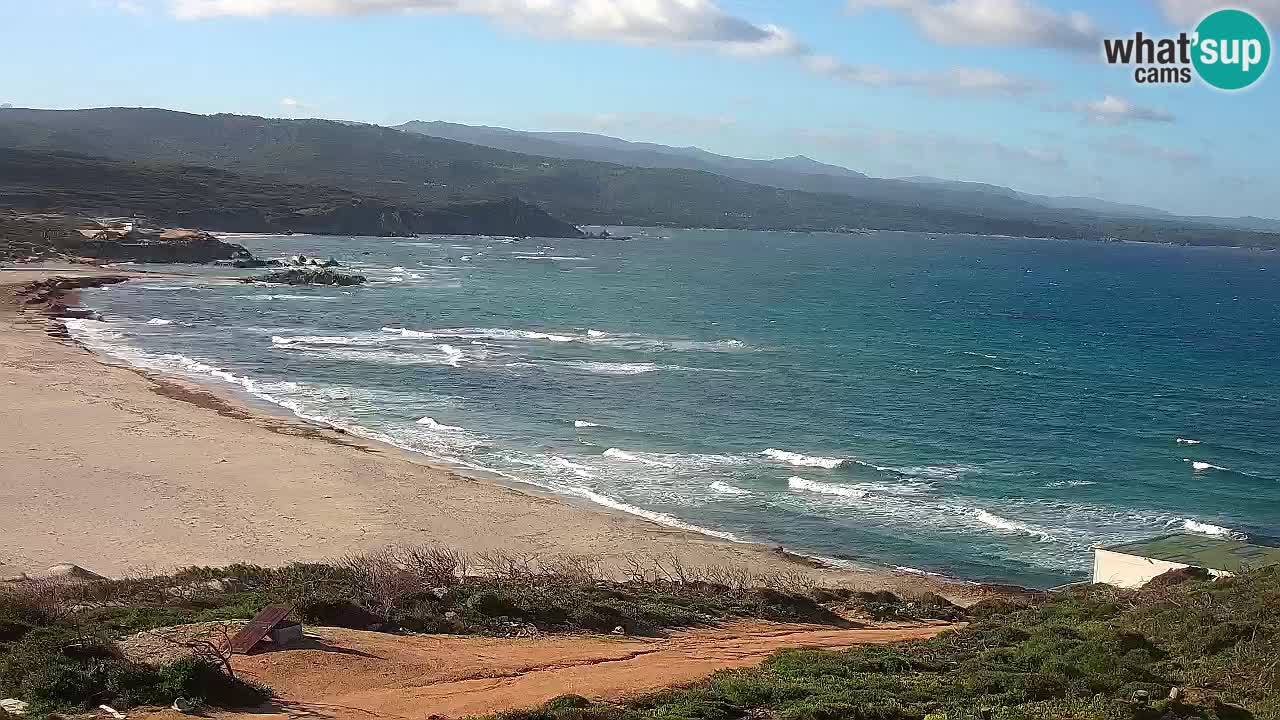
[0,267,983,600]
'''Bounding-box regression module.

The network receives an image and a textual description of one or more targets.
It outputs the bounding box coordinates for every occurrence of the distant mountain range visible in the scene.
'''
[0,107,1276,246]
[398,120,1280,232]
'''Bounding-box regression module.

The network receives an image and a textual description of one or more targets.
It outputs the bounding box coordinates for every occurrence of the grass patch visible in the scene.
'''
[492,567,1280,720]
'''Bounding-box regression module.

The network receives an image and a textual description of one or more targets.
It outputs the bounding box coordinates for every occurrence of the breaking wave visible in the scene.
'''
[974,510,1056,542]
[574,420,601,428]
[146,318,174,326]
[1184,458,1229,472]
[603,448,672,467]
[709,481,752,496]
[272,335,385,347]
[763,449,852,469]
[1176,438,1202,445]
[788,477,868,498]
[380,326,748,352]
[238,294,340,301]
[1171,519,1247,540]
[562,485,742,542]
[416,416,464,431]
[560,361,662,376]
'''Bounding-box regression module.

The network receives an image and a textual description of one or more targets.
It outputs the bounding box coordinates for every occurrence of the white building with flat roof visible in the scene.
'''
[1094,533,1280,589]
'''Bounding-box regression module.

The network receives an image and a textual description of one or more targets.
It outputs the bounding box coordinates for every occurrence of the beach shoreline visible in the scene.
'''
[0,265,1000,602]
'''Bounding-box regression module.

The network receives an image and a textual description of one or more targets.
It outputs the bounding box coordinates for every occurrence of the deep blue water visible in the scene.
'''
[71,229,1280,588]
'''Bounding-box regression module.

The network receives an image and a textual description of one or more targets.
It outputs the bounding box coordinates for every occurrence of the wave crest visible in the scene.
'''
[788,477,867,498]
[974,510,1056,542]
[763,448,851,469]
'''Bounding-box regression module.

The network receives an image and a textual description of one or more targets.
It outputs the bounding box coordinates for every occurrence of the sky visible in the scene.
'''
[2,0,1278,218]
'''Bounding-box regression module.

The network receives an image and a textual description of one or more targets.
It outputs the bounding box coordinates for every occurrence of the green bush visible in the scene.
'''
[487,567,1280,720]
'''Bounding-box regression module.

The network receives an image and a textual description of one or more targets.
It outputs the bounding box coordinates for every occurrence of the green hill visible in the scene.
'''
[1,107,1278,247]
[0,146,583,238]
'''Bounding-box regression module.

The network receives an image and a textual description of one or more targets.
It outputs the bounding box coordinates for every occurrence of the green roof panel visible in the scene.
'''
[1103,533,1280,573]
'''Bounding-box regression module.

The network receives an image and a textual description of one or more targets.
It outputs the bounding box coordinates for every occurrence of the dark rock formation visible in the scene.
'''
[14,275,131,323]
[244,268,366,286]
[0,210,255,264]
[73,224,252,263]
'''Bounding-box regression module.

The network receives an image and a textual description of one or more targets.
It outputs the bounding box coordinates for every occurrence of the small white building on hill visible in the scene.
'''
[1093,533,1280,589]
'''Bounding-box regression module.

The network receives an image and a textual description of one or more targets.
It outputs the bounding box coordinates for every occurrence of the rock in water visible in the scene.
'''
[244,268,366,286]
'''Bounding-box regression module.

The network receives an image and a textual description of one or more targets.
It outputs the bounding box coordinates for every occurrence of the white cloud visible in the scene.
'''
[166,0,1049,105]
[849,0,1099,51]
[280,96,310,109]
[807,55,1045,96]
[1056,95,1175,125]
[170,0,807,56]
[1158,0,1280,25]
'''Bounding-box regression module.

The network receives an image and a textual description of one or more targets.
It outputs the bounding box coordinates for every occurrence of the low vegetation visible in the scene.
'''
[495,566,1280,720]
[0,587,269,717]
[1,546,954,717]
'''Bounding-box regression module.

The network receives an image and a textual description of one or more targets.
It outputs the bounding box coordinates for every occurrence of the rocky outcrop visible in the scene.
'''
[73,223,253,263]
[0,210,256,264]
[14,275,131,319]
[244,268,366,286]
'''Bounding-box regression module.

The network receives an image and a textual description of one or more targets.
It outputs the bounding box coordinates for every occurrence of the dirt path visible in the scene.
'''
[137,622,952,719]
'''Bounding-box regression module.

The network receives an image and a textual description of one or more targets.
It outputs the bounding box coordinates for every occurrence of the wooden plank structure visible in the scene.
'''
[226,606,294,654]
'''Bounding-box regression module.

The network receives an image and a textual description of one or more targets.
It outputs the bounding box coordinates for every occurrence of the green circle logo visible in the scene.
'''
[1193,9,1270,90]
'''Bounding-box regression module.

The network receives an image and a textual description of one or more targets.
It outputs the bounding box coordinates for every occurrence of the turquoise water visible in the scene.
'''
[71,229,1280,588]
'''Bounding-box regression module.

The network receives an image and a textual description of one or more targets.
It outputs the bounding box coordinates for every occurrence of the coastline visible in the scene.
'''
[0,266,999,603]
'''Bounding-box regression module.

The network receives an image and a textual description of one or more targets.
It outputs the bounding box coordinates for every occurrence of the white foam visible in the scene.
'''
[603,448,672,467]
[574,420,601,428]
[1172,519,1247,540]
[709,481,752,496]
[562,361,661,376]
[562,485,741,542]
[1184,458,1228,472]
[379,326,748,352]
[763,449,851,469]
[437,344,465,367]
[974,510,1056,542]
[272,335,385,347]
[788,477,867,498]
[146,318,173,326]
[895,566,947,578]
[1176,438,1202,445]
[416,416,464,431]
[1045,480,1098,488]
[550,456,595,479]
[239,294,339,301]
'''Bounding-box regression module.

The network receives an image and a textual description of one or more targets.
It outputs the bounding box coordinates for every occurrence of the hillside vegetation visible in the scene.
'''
[3,546,936,717]
[0,147,582,238]
[2,108,1278,247]
[497,567,1280,720]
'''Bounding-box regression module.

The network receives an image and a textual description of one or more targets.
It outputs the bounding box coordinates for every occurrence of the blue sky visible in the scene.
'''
[3,0,1277,217]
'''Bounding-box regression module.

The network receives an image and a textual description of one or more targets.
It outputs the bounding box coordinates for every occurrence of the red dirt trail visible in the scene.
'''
[137,621,952,719]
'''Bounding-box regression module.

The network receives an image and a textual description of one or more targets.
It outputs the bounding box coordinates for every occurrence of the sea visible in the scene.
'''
[66,228,1280,588]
